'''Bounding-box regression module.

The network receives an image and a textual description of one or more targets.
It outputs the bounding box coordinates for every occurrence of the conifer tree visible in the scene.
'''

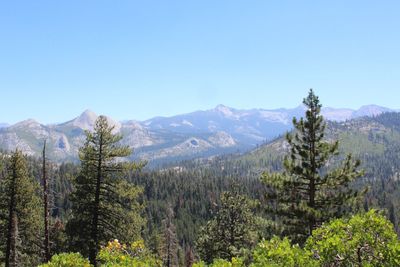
[388,201,398,233]
[42,140,51,262]
[0,150,42,267]
[262,89,364,244]
[196,189,256,263]
[66,116,144,266]
[184,246,194,267]
[161,206,178,267]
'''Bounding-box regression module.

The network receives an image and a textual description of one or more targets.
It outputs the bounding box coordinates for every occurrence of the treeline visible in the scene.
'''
[0,90,399,266]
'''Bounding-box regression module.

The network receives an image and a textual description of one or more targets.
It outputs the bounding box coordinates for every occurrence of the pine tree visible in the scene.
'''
[49,218,67,255]
[196,189,256,263]
[42,140,51,262]
[388,201,398,233]
[0,150,42,267]
[261,89,364,244]
[66,116,144,265]
[161,206,178,267]
[9,215,19,267]
[184,246,194,267]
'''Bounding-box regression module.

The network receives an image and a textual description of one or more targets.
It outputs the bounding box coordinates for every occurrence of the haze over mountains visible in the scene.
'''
[0,104,397,164]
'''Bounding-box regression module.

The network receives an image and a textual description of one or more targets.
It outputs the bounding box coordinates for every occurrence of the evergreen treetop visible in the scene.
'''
[0,150,42,267]
[262,89,364,244]
[66,116,144,266]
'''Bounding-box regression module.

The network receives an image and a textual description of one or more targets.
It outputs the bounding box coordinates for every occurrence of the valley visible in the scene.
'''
[0,104,395,166]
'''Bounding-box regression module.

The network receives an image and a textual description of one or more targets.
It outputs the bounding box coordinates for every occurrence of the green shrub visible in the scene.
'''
[250,236,317,267]
[306,209,400,266]
[39,253,91,267]
[196,210,400,266]
[194,257,244,267]
[97,239,162,267]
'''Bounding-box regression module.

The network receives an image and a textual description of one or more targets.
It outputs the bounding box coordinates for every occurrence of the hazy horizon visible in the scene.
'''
[1,102,398,125]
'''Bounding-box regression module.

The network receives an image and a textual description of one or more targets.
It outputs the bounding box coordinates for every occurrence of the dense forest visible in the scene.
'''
[0,90,400,266]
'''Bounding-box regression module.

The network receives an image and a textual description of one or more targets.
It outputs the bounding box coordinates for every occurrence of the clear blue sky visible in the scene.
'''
[1,1,399,124]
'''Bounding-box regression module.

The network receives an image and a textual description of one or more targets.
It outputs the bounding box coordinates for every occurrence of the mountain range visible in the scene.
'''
[0,104,397,165]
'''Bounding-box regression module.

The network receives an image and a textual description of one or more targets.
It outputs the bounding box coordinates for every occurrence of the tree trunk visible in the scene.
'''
[308,110,317,236]
[185,246,194,267]
[89,133,103,266]
[42,140,51,262]
[309,174,316,235]
[357,247,362,266]
[10,215,18,267]
[5,159,17,267]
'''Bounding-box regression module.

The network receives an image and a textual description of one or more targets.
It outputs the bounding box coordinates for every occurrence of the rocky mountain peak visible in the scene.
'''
[354,105,391,117]
[0,104,398,165]
[208,131,236,147]
[12,118,42,129]
[122,120,145,130]
[65,110,121,132]
[105,116,122,133]
[214,104,236,118]
[71,109,98,130]
[80,109,97,118]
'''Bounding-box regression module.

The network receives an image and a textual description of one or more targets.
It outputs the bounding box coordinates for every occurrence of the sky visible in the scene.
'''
[0,1,399,124]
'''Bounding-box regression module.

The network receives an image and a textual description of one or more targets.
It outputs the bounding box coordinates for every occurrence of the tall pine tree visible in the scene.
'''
[42,140,51,262]
[262,89,364,244]
[66,116,145,265]
[0,150,42,267]
[161,206,178,267]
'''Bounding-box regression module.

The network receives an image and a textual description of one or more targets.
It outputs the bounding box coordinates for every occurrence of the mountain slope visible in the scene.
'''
[210,112,400,182]
[169,112,400,237]
[0,105,397,164]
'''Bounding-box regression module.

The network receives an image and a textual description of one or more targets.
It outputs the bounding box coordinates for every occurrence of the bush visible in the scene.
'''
[40,239,161,267]
[38,253,92,267]
[250,236,317,267]
[193,257,244,267]
[98,239,162,267]
[306,209,400,266]
[196,210,400,266]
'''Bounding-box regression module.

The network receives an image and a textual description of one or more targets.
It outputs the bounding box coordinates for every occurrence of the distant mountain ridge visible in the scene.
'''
[0,104,397,164]
[210,111,400,184]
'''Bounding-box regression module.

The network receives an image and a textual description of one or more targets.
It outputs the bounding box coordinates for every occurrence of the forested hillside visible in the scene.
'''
[218,112,400,233]
[0,104,395,166]
[0,92,400,266]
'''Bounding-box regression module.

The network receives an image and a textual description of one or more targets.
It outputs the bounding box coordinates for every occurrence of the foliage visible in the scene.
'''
[261,89,364,243]
[97,239,162,267]
[48,218,68,256]
[197,210,400,266]
[306,209,400,266]
[250,236,317,267]
[160,206,179,267]
[128,166,267,249]
[41,240,161,267]
[66,116,145,264]
[3,101,400,265]
[193,257,244,267]
[196,188,257,264]
[38,253,92,267]
[0,150,43,267]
